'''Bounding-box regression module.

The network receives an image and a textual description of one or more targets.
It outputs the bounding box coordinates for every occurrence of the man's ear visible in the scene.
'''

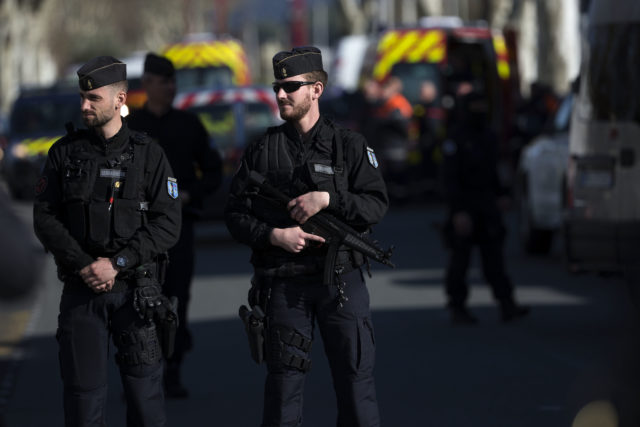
[116,91,127,109]
[312,81,324,100]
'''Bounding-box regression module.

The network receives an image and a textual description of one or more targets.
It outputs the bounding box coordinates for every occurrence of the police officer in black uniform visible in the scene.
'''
[128,53,222,398]
[33,56,181,426]
[225,46,388,427]
[442,89,530,324]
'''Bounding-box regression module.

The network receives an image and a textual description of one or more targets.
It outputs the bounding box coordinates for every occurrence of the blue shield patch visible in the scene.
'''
[167,177,179,199]
[366,147,379,168]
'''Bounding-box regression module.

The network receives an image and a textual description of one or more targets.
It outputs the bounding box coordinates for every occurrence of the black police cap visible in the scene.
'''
[144,53,175,77]
[77,56,126,91]
[272,46,324,80]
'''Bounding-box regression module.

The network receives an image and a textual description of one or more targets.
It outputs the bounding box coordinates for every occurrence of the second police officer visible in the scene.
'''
[225,47,388,426]
[33,56,181,426]
[128,53,223,398]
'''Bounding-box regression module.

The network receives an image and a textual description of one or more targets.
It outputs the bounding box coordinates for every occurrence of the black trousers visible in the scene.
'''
[259,269,380,427]
[162,218,195,364]
[57,289,166,427]
[445,212,514,307]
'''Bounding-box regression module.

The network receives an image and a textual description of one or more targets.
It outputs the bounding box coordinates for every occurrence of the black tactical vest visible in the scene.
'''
[250,120,364,275]
[61,130,150,256]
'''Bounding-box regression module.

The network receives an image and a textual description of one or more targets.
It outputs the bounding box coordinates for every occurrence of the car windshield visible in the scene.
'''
[10,94,82,136]
[390,62,442,105]
[176,67,234,92]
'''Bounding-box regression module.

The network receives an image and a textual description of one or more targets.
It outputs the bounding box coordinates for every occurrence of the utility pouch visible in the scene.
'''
[238,304,266,364]
[157,296,179,359]
[155,252,169,286]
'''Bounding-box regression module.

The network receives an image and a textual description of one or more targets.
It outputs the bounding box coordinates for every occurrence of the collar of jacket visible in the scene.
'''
[282,116,334,154]
[89,121,131,154]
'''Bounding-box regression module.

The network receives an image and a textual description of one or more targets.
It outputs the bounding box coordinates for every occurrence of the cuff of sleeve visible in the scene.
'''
[72,253,96,272]
[113,248,139,272]
[255,226,274,250]
[327,190,340,212]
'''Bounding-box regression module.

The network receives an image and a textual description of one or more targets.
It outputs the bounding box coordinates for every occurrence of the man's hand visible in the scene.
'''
[79,257,119,292]
[92,278,115,294]
[287,191,330,224]
[270,226,326,253]
[452,211,473,237]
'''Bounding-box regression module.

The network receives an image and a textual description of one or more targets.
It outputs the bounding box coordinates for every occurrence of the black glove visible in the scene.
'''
[133,285,174,323]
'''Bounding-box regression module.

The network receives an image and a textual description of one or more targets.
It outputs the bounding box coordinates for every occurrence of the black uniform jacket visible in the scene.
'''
[224,116,388,268]
[127,107,222,216]
[442,125,510,217]
[33,122,181,280]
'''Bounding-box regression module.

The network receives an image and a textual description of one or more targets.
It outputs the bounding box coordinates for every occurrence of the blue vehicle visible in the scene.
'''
[3,86,82,199]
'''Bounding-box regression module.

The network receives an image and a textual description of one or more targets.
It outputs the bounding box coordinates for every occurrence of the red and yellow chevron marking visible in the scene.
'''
[492,34,511,80]
[162,40,250,85]
[373,30,446,81]
[16,136,60,157]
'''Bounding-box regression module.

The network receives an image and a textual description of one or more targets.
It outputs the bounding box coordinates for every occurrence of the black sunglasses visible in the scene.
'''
[272,81,316,93]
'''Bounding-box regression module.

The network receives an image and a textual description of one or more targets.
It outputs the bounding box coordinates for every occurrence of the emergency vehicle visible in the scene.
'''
[173,86,281,219]
[361,16,519,196]
[126,34,252,112]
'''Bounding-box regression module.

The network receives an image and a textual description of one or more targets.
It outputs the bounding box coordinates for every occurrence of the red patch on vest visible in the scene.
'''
[34,176,48,196]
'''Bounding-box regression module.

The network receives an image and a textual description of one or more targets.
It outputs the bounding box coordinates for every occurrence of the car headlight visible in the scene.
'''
[11,143,29,159]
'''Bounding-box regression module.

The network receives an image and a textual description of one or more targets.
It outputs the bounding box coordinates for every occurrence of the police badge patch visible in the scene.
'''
[167,177,179,199]
[366,147,379,168]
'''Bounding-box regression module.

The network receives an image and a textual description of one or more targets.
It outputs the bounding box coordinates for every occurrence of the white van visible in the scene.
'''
[565,0,640,272]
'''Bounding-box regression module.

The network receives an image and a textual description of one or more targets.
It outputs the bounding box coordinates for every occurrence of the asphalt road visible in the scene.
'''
[1,200,639,427]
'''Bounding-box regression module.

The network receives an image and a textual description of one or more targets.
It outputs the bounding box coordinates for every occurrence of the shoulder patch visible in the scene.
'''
[34,176,48,196]
[366,146,379,168]
[167,177,179,199]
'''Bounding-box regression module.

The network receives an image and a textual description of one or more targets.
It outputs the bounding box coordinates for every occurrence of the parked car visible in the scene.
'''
[516,94,573,254]
[2,86,82,199]
[174,86,282,220]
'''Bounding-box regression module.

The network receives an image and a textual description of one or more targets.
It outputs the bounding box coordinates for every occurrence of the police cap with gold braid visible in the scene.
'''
[272,46,324,80]
[77,56,127,91]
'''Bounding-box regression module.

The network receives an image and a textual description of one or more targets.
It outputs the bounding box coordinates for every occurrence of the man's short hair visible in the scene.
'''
[305,70,328,87]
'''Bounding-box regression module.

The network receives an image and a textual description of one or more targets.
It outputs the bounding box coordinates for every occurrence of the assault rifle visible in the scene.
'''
[248,171,394,284]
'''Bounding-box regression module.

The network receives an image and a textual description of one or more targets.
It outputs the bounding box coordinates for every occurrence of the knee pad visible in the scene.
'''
[113,323,163,366]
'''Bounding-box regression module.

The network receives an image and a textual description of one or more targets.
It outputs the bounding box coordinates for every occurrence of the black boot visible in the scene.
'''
[500,301,530,322]
[449,305,478,325]
[164,362,189,398]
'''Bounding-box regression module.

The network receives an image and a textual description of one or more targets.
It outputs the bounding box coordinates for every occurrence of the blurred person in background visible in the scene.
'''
[127,53,222,398]
[225,46,388,426]
[441,88,530,324]
[32,56,181,426]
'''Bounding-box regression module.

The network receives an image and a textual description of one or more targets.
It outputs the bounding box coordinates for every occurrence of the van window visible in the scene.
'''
[586,23,640,123]
[176,67,234,92]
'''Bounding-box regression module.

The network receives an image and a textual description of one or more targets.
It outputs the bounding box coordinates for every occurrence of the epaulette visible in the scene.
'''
[129,130,151,145]
[62,121,89,142]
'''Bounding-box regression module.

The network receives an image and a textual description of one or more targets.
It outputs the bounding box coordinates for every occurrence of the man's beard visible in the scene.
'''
[82,109,113,128]
[279,94,312,122]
